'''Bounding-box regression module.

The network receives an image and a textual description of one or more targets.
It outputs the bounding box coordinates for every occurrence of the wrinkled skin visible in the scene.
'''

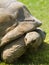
[1,36,26,63]
[0,21,41,47]
[0,0,46,63]
[1,29,46,63]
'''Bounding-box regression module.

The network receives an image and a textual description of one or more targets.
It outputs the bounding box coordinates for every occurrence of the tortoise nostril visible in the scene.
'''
[25,38,27,42]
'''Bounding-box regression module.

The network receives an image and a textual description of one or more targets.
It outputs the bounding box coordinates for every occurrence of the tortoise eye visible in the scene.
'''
[30,40,36,45]
[33,40,36,43]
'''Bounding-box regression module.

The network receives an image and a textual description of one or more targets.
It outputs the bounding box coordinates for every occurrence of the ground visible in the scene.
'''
[0,0,49,65]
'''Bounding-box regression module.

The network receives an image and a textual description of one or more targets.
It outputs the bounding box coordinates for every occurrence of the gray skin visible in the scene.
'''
[1,29,46,63]
[24,31,42,50]
[24,29,46,50]
[1,36,26,63]
[0,21,41,47]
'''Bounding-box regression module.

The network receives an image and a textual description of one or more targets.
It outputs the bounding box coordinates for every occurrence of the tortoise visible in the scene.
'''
[0,0,46,63]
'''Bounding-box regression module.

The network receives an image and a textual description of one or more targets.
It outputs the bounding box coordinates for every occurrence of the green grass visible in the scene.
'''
[0,0,49,65]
